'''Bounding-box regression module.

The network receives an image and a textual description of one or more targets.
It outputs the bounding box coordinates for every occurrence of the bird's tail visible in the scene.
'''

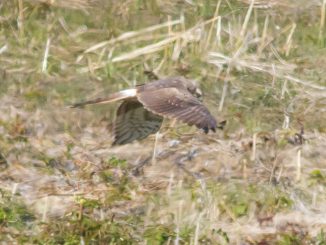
[70,89,137,108]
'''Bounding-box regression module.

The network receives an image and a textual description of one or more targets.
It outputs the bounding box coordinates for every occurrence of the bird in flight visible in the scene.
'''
[71,77,217,145]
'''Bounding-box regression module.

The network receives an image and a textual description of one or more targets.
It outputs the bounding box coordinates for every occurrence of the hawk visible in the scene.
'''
[71,77,217,145]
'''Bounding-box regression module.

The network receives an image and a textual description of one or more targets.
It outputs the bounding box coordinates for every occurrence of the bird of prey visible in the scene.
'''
[71,77,217,145]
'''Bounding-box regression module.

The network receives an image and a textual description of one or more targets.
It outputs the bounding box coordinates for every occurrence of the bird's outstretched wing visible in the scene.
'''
[137,87,216,133]
[113,100,163,145]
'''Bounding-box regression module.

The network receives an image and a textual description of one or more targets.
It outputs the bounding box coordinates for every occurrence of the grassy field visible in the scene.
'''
[0,0,326,244]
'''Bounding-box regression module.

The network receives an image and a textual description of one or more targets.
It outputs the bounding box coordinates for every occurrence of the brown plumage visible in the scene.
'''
[71,77,217,145]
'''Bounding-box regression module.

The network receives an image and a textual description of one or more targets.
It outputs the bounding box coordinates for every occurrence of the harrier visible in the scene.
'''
[71,77,217,145]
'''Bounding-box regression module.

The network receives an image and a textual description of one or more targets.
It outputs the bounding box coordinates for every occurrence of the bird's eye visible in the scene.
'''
[187,88,194,94]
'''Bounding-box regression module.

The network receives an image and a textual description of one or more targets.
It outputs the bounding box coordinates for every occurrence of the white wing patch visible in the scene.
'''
[94,89,137,104]
[120,89,137,97]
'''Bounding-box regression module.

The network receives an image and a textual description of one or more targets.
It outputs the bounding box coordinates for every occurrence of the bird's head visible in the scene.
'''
[184,78,203,100]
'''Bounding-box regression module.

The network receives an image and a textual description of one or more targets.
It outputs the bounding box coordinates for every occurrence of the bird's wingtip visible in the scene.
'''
[217,120,227,130]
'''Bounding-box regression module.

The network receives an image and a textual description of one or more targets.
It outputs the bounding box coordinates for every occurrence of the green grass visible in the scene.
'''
[0,0,325,243]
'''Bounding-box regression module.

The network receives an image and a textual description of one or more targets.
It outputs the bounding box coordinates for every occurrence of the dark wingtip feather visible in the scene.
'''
[217,120,227,130]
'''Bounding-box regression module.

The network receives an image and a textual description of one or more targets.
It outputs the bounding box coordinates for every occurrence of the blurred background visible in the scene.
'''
[0,0,325,243]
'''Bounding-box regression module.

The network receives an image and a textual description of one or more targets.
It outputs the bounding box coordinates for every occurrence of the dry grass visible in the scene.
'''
[0,0,326,244]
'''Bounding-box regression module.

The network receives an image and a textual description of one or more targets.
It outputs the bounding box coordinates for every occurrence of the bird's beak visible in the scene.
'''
[195,88,203,101]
